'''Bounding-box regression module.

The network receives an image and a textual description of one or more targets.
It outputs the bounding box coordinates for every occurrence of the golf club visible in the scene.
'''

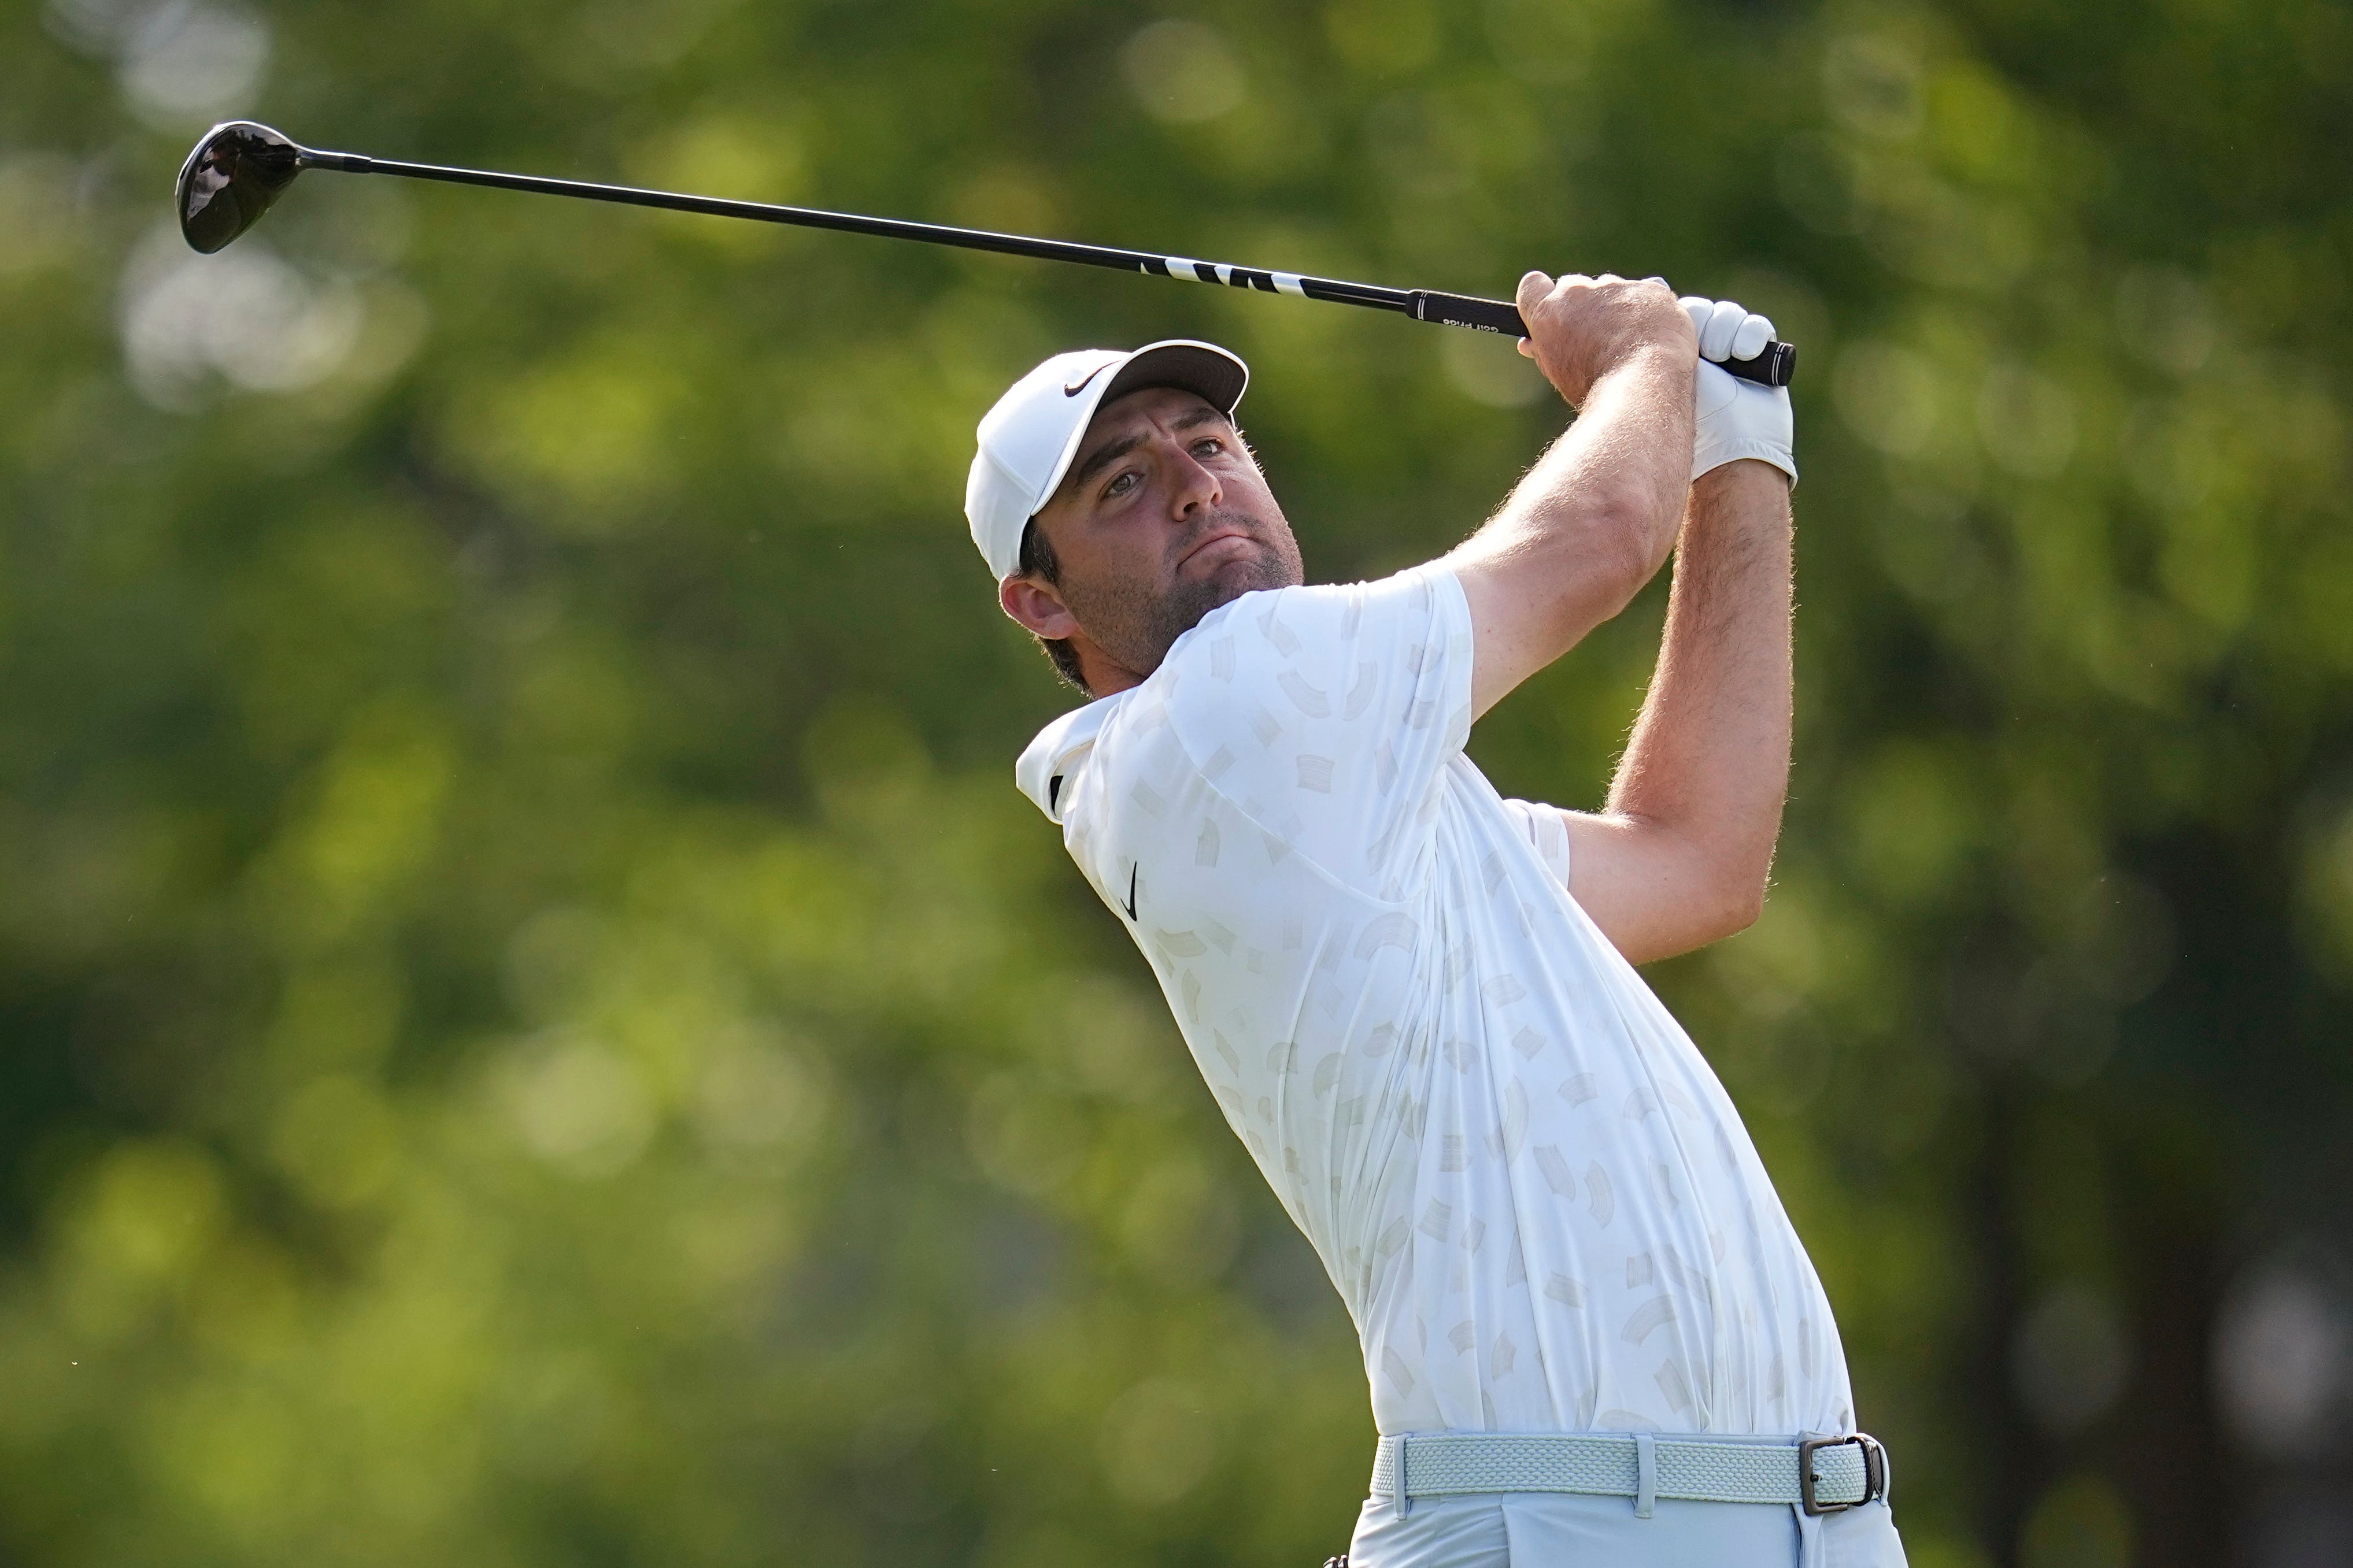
[177,121,1797,387]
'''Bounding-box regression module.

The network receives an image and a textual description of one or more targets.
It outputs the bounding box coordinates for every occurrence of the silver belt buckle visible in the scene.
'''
[1797,1433,1886,1516]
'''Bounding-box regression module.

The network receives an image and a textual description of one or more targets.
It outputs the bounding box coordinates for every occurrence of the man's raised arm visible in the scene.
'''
[1442,280,1800,965]
[1563,457,1793,965]
[1446,271,1698,718]
[1542,296,1801,966]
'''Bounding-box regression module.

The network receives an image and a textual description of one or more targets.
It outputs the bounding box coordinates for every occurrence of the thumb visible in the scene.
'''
[1515,272,1551,355]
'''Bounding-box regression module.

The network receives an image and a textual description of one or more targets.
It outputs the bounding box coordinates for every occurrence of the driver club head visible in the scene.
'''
[177,120,305,253]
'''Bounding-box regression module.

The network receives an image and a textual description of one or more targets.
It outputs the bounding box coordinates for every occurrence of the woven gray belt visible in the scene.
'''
[1371,1431,1888,1518]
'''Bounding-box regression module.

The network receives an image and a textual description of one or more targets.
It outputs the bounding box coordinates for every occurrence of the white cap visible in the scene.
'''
[964,339,1249,580]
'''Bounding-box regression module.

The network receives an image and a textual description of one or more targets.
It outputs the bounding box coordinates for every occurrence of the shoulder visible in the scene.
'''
[1147,568,1475,779]
[1156,565,1468,695]
[1124,567,1477,893]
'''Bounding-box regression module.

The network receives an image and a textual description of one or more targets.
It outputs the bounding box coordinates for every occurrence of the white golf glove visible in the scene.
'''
[1682,295,1795,485]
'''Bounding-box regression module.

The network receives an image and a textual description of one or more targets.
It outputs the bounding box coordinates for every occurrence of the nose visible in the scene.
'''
[1167,439,1222,520]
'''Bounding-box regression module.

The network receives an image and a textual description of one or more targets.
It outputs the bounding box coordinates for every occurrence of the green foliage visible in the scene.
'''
[3,0,2348,1562]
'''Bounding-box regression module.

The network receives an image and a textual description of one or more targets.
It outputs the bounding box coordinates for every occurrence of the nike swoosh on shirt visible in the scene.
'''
[1123,861,1138,920]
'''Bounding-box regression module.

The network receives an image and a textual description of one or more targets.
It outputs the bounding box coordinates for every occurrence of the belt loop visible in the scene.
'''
[1396,1435,1411,1520]
[1634,1433,1656,1519]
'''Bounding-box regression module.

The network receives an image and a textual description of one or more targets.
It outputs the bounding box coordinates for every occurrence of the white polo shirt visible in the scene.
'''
[1016,564,1856,1438]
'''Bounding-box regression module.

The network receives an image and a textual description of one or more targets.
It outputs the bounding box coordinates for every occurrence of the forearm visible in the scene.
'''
[1492,343,1695,572]
[1454,343,1696,715]
[1603,459,1794,921]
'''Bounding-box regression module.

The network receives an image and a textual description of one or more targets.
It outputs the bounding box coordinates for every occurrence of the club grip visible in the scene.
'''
[1407,289,1797,388]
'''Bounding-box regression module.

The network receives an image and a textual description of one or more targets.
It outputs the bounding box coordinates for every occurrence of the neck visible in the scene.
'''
[1076,640,1146,699]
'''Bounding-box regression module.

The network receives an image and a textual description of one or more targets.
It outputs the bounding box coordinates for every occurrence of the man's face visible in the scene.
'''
[1001,385,1304,690]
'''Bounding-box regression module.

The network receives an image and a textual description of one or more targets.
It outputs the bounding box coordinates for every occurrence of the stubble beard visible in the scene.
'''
[1065,510,1304,679]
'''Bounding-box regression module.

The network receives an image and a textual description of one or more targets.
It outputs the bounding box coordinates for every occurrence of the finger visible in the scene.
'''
[1696,299,1742,360]
[1679,295,1714,341]
[1517,271,1553,310]
[1517,338,1535,357]
[1731,312,1775,361]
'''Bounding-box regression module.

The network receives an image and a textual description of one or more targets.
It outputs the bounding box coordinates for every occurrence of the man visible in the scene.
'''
[964,273,1907,1567]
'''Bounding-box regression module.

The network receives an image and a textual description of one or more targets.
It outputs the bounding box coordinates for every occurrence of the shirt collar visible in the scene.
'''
[1011,588,1283,823]
[1014,691,1125,823]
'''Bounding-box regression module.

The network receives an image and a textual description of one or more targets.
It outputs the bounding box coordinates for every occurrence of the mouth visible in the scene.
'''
[1175,530,1259,573]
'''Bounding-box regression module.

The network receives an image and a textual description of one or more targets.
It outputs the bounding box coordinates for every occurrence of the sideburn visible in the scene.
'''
[1018,522,1091,694]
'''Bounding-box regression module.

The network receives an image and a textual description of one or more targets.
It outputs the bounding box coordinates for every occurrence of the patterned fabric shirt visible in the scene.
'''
[1015,564,1856,1438]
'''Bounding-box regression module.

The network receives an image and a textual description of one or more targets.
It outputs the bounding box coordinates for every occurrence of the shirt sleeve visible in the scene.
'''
[1157,564,1474,898]
[1499,798,1573,887]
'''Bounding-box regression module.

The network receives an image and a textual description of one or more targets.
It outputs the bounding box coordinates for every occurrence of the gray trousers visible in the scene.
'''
[1347,1491,1909,1567]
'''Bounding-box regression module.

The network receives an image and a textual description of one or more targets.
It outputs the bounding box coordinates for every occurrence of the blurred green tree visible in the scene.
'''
[2,0,2348,1565]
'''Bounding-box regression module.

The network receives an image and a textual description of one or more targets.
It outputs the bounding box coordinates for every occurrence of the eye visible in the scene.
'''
[1192,436,1224,458]
[1104,470,1139,499]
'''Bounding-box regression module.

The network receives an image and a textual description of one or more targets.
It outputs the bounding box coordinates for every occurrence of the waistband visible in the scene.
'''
[1371,1430,1887,1519]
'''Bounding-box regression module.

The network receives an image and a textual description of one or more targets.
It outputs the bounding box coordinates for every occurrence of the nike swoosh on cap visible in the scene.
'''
[1064,364,1110,396]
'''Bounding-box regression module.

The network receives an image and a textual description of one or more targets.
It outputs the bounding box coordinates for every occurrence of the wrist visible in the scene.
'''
[1593,335,1696,394]
[1621,321,1699,368]
[1692,439,1797,487]
[1689,458,1795,513]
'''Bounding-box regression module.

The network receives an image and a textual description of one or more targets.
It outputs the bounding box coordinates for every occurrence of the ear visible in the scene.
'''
[1001,574,1081,640]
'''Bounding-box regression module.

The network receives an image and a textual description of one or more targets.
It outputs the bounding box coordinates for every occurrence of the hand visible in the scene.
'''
[1514,272,1693,407]
[1682,295,1796,485]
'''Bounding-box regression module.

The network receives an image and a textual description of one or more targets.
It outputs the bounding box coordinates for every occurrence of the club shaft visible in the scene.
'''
[299,147,1795,387]
[311,149,1415,309]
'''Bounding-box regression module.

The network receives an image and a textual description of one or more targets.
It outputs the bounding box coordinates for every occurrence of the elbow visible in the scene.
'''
[1660,842,1769,951]
[1609,875,1764,968]
[1717,879,1767,939]
[1704,868,1769,943]
[1595,842,1770,967]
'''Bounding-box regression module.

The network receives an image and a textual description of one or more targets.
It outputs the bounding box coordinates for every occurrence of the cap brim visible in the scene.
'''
[1096,340,1249,417]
